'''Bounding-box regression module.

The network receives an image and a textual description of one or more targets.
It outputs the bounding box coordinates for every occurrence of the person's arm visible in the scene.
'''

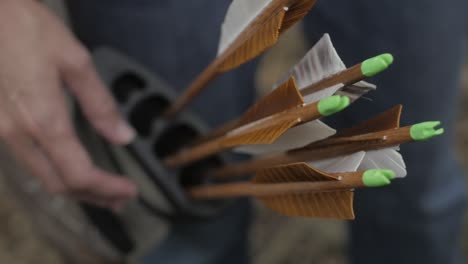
[0,0,137,210]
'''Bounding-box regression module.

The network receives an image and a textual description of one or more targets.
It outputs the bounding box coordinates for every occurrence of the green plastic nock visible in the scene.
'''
[318,95,350,116]
[410,121,444,141]
[362,169,396,187]
[361,53,394,77]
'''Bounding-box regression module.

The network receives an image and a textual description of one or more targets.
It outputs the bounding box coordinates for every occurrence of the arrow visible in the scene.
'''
[164,94,351,167]
[189,165,396,219]
[163,0,318,118]
[206,106,444,178]
[164,38,394,167]
[193,34,392,156]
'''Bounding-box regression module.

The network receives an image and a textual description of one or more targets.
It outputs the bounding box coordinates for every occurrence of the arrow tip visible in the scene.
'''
[410,121,444,141]
[318,95,350,116]
[363,169,396,187]
[361,53,394,77]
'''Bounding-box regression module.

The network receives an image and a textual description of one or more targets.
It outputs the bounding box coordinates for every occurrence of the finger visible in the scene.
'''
[0,101,65,194]
[38,126,138,202]
[16,78,137,203]
[6,132,66,194]
[58,45,135,145]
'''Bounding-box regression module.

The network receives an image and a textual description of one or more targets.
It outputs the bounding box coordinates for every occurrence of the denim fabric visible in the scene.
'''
[304,1,467,263]
[67,0,467,263]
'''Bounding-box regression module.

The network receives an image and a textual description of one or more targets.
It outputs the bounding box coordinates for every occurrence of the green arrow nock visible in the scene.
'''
[410,121,444,141]
[361,53,394,77]
[362,169,396,187]
[318,95,350,116]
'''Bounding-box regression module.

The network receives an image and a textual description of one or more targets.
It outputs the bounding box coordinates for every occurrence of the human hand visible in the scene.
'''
[0,0,137,210]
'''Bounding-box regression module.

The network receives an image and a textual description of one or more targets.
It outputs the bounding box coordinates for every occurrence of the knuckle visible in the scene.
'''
[45,120,72,139]
[27,113,72,140]
[20,109,50,134]
[67,47,93,75]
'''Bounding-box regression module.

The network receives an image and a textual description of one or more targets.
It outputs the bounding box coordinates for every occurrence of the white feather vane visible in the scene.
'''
[336,81,376,102]
[358,147,407,178]
[307,151,366,174]
[281,34,345,88]
[218,0,272,55]
[234,120,336,155]
[275,34,376,104]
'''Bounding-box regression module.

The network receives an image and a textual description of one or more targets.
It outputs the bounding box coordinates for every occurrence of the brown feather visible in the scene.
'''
[219,9,286,72]
[222,118,300,147]
[280,0,317,33]
[335,105,402,137]
[164,0,317,117]
[238,77,303,126]
[259,190,355,219]
[191,77,302,144]
[254,162,339,183]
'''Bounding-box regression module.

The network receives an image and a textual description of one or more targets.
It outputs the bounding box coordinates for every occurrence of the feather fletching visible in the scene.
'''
[218,0,272,55]
[276,34,376,104]
[234,120,335,155]
[358,147,407,178]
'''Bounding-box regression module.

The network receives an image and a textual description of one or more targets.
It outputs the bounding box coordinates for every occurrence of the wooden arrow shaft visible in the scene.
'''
[207,126,413,178]
[193,77,303,145]
[163,0,295,118]
[192,63,365,145]
[163,63,221,119]
[301,64,363,96]
[190,117,242,146]
[189,171,364,199]
[164,100,322,168]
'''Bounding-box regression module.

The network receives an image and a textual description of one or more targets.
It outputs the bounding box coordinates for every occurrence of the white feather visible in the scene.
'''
[218,0,272,55]
[307,151,366,173]
[302,83,344,104]
[335,81,376,102]
[358,148,407,178]
[276,34,345,89]
[233,120,336,155]
[275,34,376,104]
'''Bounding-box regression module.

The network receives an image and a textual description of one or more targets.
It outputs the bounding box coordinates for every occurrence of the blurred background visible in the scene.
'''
[0,1,466,263]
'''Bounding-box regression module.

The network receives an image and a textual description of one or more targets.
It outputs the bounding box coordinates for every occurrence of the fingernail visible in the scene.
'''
[115,121,136,144]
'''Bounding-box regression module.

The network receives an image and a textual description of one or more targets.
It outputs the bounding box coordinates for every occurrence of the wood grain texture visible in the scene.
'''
[191,50,375,146]
[192,77,304,145]
[189,171,365,199]
[254,162,339,183]
[238,77,303,126]
[164,0,317,118]
[300,64,363,96]
[279,0,317,33]
[208,126,413,178]
[219,9,286,72]
[259,191,355,219]
[223,118,300,146]
[190,169,363,219]
[189,177,363,199]
[164,100,322,168]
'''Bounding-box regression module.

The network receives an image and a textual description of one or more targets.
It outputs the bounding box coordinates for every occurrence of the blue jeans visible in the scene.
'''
[67,0,467,263]
[304,1,467,263]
